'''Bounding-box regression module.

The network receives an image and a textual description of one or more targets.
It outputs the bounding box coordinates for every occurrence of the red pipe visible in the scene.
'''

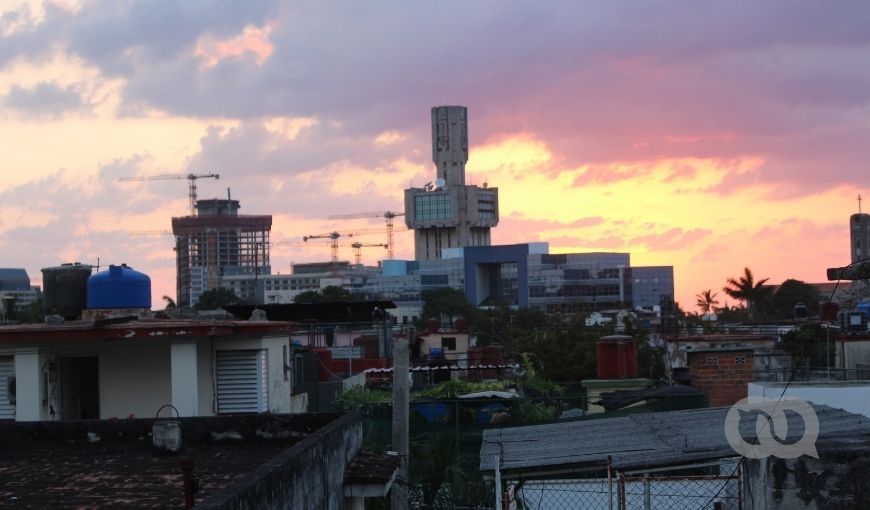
[179,458,196,509]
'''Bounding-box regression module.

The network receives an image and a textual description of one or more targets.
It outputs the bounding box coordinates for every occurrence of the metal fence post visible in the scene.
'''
[643,473,651,510]
[618,472,626,510]
[494,455,502,510]
[608,456,613,510]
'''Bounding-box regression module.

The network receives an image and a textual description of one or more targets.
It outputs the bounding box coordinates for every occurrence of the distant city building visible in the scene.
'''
[350,243,674,319]
[190,106,677,319]
[404,106,499,260]
[852,212,870,263]
[171,198,271,307]
[0,268,41,315]
[631,266,676,309]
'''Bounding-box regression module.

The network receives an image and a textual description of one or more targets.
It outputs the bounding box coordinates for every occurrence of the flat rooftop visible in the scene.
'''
[0,319,299,343]
[0,414,345,509]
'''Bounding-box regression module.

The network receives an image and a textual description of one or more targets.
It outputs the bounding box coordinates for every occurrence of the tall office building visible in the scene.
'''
[172,198,271,307]
[852,212,870,263]
[404,106,499,260]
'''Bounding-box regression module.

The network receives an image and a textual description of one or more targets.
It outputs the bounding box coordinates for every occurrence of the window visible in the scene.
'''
[478,194,496,221]
[441,337,457,351]
[414,193,451,221]
[216,350,268,414]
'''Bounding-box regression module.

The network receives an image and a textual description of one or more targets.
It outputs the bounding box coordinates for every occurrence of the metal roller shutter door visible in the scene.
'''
[215,350,268,414]
[0,357,14,420]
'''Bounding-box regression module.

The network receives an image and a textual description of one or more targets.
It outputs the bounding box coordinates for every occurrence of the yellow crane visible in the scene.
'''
[328,210,406,259]
[350,242,389,265]
[301,228,393,274]
[272,240,388,265]
[118,172,220,215]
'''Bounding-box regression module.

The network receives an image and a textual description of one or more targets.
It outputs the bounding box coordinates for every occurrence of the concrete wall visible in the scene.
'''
[838,338,870,370]
[749,381,870,418]
[745,438,870,509]
[198,413,363,510]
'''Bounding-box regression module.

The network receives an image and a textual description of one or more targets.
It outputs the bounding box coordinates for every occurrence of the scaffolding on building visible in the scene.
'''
[171,206,272,308]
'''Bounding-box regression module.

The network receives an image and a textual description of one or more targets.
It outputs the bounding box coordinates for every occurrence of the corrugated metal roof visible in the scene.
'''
[480,404,870,475]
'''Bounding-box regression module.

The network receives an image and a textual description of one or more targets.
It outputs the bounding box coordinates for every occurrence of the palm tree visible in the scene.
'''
[695,289,720,315]
[723,267,770,319]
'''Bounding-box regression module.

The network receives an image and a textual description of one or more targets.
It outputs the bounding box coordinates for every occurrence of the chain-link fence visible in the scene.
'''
[512,479,612,509]
[619,473,741,510]
[505,464,742,510]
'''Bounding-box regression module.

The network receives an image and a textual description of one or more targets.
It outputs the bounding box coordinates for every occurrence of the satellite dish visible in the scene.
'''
[435,178,446,188]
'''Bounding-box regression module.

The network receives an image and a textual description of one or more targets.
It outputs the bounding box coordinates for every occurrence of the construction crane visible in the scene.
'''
[350,242,388,265]
[272,240,387,265]
[118,173,220,216]
[302,228,393,274]
[328,210,406,259]
[302,231,346,272]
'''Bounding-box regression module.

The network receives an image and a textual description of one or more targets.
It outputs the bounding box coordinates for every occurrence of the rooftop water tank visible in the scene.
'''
[87,264,151,310]
[42,263,92,319]
[596,334,638,379]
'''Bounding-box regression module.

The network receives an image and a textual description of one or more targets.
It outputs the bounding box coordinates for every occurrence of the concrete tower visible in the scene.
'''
[432,106,468,186]
[852,212,870,263]
[404,106,499,260]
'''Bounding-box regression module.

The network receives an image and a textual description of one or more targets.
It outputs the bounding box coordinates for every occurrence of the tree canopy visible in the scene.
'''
[195,287,243,310]
[766,279,821,319]
[420,287,480,325]
[723,267,771,319]
[695,289,719,315]
[293,285,354,303]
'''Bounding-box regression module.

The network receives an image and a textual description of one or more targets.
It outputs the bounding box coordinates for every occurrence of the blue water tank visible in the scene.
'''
[87,264,151,309]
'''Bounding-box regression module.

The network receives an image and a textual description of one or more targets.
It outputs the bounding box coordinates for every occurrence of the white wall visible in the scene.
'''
[13,351,42,421]
[263,335,292,413]
[100,342,171,419]
[1,333,296,422]
[749,381,870,418]
[839,340,870,370]
[212,335,294,414]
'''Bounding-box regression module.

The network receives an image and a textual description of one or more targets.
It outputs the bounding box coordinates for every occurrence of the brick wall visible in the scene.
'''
[687,350,754,406]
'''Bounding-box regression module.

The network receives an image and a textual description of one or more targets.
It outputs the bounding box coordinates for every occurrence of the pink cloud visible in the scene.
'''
[630,228,712,251]
[195,24,274,66]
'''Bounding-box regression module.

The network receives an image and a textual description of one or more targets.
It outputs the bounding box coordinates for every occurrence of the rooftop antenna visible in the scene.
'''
[860,194,863,214]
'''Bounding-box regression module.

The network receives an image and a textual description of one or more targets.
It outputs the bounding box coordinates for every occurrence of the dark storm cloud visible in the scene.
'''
[65,0,276,74]
[3,1,870,196]
[3,82,88,117]
[0,157,168,216]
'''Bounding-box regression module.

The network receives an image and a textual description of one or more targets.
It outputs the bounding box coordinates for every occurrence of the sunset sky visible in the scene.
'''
[0,1,867,311]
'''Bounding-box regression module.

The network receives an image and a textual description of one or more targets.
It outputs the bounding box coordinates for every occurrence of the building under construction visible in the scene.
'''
[172,199,271,307]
